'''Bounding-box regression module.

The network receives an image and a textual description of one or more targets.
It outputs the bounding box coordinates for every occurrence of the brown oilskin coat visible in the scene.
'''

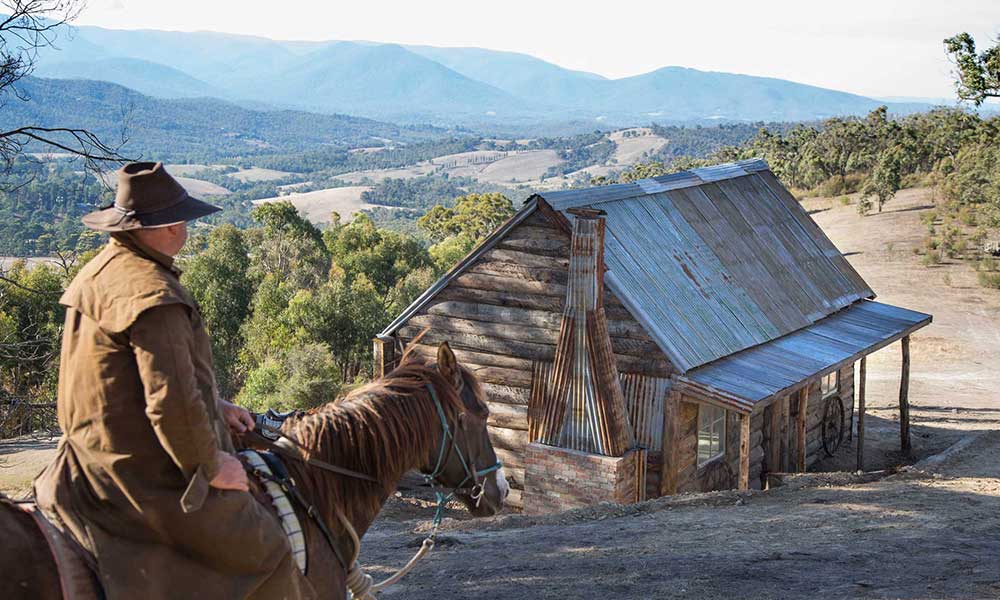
[34,234,314,600]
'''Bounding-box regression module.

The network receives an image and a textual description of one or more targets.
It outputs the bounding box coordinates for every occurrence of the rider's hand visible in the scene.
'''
[209,451,249,492]
[220,399,255,434]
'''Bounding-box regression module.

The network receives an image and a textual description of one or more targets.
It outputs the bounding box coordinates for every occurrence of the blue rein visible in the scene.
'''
[423,383,502,525]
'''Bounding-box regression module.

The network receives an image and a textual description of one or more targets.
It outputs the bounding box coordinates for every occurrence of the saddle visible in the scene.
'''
[14,449,307,600]
[16,503,103,600]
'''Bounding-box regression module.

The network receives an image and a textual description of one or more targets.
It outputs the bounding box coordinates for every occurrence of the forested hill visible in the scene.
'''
[1,77,450,162]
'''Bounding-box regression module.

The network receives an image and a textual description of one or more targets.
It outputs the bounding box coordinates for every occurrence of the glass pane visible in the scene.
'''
[698,405,726,465]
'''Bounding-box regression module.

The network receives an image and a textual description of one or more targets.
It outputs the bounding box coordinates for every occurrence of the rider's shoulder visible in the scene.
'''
[60,243,192,334]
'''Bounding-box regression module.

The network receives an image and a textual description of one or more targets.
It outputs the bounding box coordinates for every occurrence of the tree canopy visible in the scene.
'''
[945,32,1000,106]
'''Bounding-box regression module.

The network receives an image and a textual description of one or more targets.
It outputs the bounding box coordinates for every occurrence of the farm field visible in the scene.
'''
[334,149,565,186]
[252,185,375,223]
[229,167,296,182]
[557,128,669,184]
[607,127,668,164]
[165,164,227,176]
[174,176,231,196]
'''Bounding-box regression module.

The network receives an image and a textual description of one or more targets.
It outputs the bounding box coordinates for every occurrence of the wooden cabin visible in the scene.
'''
[375,159,932,513]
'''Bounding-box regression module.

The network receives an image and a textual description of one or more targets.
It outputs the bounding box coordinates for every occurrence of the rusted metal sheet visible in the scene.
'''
[528,211,633,456]
[619,373,669,450]
[682,300,931,406]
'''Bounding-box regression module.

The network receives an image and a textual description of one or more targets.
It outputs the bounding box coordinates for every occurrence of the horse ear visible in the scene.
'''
[437,342,462,389]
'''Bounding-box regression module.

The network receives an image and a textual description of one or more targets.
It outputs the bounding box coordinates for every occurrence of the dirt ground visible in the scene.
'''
[360,431,1000,599]
[3,187,999,598]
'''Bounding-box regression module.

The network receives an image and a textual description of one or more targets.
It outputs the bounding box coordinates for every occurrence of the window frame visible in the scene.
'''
[696,404,727,467]
[820,372,840,399]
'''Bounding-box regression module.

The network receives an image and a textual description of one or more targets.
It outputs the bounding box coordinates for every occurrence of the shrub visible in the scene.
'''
[922,250,943,266]
[977,271,1000,289]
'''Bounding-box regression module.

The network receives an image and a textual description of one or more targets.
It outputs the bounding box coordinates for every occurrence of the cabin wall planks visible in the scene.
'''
[390,210,673,508]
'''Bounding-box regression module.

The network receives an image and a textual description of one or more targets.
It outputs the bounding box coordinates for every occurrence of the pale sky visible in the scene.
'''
[77,0,999,99]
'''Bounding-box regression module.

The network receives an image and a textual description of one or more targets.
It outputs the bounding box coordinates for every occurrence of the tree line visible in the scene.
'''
[0,193,513,422]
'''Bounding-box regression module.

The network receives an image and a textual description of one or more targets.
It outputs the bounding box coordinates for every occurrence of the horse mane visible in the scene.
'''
[280,352,472,531]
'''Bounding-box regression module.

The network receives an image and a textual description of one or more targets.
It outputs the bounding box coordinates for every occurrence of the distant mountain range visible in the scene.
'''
[31,23,945,127]
[1,77,446,160]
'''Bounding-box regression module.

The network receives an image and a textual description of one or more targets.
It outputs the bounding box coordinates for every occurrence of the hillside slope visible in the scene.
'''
[1,77,445,159]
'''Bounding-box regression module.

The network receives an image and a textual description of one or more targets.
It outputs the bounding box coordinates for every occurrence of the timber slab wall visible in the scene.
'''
[394,211,674,509]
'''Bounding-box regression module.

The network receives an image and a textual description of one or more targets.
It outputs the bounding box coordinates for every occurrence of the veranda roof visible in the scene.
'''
[676,300,931,412]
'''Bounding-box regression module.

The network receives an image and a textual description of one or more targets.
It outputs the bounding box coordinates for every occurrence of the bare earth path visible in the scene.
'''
[363,431,1000,599]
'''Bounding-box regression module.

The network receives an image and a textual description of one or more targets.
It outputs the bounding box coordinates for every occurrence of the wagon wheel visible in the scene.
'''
[821,396,845,457]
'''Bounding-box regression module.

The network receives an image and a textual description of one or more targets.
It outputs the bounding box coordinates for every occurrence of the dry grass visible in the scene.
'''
[230,167,295,183]
[608,128,668,164]
[175,176,231,197]
[252,186,375,223]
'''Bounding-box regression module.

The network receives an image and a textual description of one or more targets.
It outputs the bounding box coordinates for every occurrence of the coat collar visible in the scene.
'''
[110,232,180,275]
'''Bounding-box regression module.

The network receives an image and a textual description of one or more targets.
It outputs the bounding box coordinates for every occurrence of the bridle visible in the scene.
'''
[422,381,502,525]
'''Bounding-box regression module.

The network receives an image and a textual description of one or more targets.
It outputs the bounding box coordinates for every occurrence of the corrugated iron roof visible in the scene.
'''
[382,159,879,374]
[680,300,931,405]
[541,159,874,371]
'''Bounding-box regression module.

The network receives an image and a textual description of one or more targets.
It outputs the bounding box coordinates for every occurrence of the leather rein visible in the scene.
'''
[244,380,501,572]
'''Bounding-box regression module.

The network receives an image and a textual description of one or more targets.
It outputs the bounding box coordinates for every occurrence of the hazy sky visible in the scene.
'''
[76,0,999,99]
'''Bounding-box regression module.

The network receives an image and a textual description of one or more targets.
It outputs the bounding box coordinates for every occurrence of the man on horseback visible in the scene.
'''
[33,163,315,599]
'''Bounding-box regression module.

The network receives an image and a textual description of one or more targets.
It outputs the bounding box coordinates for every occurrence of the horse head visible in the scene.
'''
[422,342,509,517]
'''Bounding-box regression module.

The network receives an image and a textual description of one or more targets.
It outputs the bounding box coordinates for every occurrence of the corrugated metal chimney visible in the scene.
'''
[531,207,633,456]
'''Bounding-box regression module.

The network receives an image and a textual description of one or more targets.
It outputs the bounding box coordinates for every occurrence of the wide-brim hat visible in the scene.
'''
[82,162,222,232]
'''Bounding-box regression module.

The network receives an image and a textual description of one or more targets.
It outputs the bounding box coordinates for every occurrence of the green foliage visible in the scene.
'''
[921,249,943,266]
[978,271,1000,289]
[0,261,69,403]
[428,234,476,272]
[858,150,902,215]
[323,213,432,302]
[231,204,434,408]
[180,225,253,397]
[237,343,341,413]
[944,33,1000,106]
[0,160,112,257]
[247,201,330,289]
[418,193,514,243]
[360,175,471,209]
[938,142,1000,226]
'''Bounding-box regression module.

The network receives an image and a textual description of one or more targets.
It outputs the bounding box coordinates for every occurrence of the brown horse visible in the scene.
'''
[1,342,508,599]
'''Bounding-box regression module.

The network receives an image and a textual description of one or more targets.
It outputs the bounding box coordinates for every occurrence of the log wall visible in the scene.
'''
[393,210,675,509]
[662,396,765,494]
[662,363,855,494]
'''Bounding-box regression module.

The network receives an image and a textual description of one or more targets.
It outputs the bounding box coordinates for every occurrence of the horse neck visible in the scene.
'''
[289,386,444,538]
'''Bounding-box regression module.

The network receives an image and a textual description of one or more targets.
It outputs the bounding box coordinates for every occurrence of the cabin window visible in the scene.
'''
[820,372,839,398]
[697,405,726,465]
